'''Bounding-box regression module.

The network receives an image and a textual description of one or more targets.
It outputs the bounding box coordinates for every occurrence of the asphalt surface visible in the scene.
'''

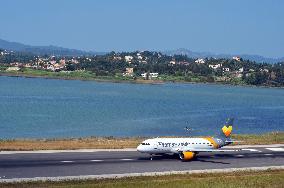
[0,146,283,180]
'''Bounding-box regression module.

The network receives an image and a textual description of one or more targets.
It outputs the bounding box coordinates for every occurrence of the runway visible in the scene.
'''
[0,145,283,182]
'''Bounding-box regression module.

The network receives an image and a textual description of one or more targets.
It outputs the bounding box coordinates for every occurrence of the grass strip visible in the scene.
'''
[1,169,283,188]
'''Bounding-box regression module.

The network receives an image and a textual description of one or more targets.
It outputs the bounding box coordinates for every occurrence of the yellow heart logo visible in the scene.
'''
[222,125,232,137]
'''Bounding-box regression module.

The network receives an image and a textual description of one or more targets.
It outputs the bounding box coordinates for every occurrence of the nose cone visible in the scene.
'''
[137,145,143,152]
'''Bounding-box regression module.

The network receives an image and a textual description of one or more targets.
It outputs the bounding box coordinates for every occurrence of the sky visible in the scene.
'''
[0,0,283,58]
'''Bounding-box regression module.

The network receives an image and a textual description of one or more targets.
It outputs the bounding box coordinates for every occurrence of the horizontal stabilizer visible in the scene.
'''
[225,140,244,143]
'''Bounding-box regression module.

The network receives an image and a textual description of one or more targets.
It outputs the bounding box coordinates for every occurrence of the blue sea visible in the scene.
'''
[0,76,283,139]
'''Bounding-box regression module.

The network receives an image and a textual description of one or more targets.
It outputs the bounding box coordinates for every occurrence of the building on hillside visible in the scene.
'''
[238,67,244,73]
[177,61,190,66]
[235,72,243,78]
[195,58,205,64]
[137,53,143,60]
[24,63,32,68]
[209,64,222,69]
[124,56,133,63]
[249,69,255,72]
[270,71,276,80]
[49,60,56,65]
[123,68,134,77]
[233,56,241,61]
[223,67,230,72]
[113,56,122,60]
[141,72,159,79]
[59,59,66,66]
[260,68,269,73]
[71,59,80,64]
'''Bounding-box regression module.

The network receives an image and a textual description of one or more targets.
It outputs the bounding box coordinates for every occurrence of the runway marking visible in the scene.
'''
[60,161,74,163]
[241,149,261,152]
[120,159,134,161]
[266,148,284,152]
[264,154,273,156]
[90,160,103,162]
[236,155,244,157]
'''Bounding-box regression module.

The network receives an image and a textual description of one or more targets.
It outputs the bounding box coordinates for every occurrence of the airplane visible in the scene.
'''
[137,118,240,161]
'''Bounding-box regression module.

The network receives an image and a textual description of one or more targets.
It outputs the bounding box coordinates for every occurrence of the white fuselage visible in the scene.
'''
[137,137,222,154]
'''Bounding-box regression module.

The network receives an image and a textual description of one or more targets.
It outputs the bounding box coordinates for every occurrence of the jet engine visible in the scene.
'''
[179,151,196,161]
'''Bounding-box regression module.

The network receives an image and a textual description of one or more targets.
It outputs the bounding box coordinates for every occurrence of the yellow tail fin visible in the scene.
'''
[222,125,233,137]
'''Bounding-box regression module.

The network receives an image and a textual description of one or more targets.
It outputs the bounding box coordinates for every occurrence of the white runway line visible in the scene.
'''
[120,159,134,161]
[264,154,273,156]
[90,160,103,162]
[265,148,284,152]
[241,149,262,152]
[60,161,74,163]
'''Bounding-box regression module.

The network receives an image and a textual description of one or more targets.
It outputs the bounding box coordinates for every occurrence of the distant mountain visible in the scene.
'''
[164,48,284,64]
[1,39,283,63]
[0,39,104,56]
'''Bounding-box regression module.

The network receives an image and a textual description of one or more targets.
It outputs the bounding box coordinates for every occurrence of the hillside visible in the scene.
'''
[0,39,97,56]
[164,48,284,64]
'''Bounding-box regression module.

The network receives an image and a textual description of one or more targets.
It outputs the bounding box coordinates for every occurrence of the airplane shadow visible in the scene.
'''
[138,154,178,161]
[194,158,230,164]
[138,154,230,164]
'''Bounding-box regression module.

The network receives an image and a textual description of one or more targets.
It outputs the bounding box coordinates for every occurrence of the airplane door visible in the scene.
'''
[153,143,162,153]
[153,143,158,150]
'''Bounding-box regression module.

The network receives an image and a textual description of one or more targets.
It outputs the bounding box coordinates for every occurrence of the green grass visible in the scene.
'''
[1,68,139,82]
[18,68,97,79]
[232,132,284,145]
[1,170,283,188]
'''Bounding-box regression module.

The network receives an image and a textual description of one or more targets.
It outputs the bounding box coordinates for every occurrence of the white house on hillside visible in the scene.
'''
[223,67,230,72]
[125,56,133,63]
[195,58,205,64]
[233,56,241,61]
[209,64,222,69]
[141,72,159,79]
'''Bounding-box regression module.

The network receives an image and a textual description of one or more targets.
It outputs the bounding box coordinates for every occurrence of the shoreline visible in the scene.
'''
[0,72,164,85]
[1,72,283,89]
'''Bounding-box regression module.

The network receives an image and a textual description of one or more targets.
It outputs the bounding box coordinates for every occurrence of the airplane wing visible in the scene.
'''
[188,148,241,152]
[174,148,241,153]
